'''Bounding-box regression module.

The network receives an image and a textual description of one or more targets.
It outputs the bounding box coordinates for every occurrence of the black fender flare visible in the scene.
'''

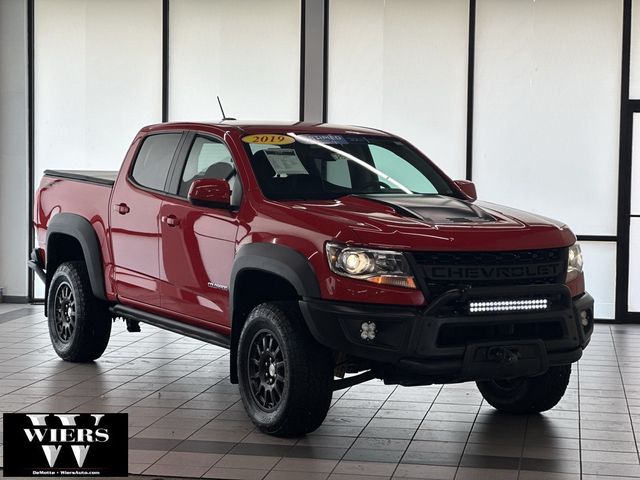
[46,213,107,302]
[228,242,321,382]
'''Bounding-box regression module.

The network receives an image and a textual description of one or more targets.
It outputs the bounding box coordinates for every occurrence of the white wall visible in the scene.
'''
[473,0,622,318]
[0,0,29,300]
[34,0,163,182]
[327,0,469,179]
[169,0,301,122]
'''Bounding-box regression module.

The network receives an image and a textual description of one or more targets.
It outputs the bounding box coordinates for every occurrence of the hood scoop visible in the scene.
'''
[354,194,497,225]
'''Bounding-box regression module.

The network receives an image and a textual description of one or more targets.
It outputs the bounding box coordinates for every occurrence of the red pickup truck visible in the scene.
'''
[30,121,593,436]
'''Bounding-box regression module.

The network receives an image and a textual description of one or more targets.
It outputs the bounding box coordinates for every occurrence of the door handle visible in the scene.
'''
[162,215,180,227]
[113,203,130,215]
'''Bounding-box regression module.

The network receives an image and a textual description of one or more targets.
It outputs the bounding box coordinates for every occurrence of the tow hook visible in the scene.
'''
[487,346,519,365]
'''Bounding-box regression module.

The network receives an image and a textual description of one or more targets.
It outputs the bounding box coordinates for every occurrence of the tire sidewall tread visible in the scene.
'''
[47,261,111,362]
[237,301,333,437]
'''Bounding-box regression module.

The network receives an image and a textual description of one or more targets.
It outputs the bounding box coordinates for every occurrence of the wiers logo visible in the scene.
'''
[24,414,109,468]
[3,413,127,477]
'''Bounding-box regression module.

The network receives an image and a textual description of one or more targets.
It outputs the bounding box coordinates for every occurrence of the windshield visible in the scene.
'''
[242,132,455,200]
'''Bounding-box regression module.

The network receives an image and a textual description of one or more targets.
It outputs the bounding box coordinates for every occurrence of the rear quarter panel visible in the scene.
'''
[35,176,115,299]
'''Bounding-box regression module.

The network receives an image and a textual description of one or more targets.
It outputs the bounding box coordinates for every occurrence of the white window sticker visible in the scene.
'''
[264,149,308,176]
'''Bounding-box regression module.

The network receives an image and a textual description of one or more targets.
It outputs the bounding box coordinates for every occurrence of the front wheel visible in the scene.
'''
[237,302,333,437]
[47,261,111,362]
[476,364,571,414]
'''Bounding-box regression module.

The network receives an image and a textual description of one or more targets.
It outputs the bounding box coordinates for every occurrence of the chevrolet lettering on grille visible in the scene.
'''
[425,263,562,281]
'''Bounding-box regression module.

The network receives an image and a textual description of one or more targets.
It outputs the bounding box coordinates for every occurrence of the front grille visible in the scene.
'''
[411,248,567,299]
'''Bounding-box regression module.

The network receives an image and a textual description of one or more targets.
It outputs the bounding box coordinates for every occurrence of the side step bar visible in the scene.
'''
[28,249,46,283]
[110,304,230,350]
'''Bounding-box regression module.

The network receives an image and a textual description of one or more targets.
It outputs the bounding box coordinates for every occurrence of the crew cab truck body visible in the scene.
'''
[30,122,594,436]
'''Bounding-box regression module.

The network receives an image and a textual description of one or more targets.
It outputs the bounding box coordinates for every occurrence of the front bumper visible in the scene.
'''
[300,284,593,384]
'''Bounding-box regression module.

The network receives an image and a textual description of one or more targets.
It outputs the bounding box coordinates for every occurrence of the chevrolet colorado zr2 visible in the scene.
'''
[30,121,593,436]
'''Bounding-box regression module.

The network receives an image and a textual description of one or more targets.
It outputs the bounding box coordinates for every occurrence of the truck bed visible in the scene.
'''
[44,169,118,186]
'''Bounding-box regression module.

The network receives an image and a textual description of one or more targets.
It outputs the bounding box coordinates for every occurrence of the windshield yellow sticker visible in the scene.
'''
[242,134,295,145]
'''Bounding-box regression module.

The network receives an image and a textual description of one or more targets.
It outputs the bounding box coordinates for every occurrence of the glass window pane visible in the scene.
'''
[325,156,352,188]
[370,145,437,193]
[179,136,235,197]
[169,0,300,121]
[629,219,640,312]
[630,0,640,98]
[34,0,162,182]
[474,0,621,236]
[327,0,469,179]
[632,115,640,215]
[131,134,181,191]
[581,241,617,320]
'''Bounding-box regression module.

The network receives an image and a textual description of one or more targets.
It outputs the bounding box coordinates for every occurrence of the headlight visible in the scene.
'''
[326,243,417,289]
[566,243,583,282]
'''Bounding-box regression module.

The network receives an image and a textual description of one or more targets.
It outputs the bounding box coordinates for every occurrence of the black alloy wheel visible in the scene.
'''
[53,281,76,342]
[248,330,286,411]
[47,261,111,362]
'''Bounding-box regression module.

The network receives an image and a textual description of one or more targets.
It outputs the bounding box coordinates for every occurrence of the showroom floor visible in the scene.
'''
[0,305,639,480]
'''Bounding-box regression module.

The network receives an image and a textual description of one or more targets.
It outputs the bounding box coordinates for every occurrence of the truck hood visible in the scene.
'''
[282,194,576,251]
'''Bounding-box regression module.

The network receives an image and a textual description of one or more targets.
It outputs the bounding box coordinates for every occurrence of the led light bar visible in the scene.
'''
[469,298,549,314]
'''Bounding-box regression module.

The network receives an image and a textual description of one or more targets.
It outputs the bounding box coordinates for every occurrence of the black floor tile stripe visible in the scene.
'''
[0,307,40,324]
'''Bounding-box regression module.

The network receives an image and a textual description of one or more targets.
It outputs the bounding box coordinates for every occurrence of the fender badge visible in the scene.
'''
[208,282,229,291]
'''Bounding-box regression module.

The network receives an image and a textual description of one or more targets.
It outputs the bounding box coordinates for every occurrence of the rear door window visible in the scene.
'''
[131,133,182,191]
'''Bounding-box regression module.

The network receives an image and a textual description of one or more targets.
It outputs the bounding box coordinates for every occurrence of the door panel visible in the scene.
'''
[160,200,237,326]
[110,188,163,305]
[110,133,182,306]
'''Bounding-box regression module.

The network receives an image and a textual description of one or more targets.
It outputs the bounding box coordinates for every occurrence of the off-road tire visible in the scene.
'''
[237,302,333,437]
[476,364,572,414]
[47,261,111,362]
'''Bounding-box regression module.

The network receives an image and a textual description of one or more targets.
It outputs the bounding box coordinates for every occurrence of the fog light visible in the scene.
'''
[360,321,377,341]
[580,310,589,327]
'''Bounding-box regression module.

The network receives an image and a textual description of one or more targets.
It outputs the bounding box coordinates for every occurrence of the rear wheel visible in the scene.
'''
[476,364,571,414]
[47,261,111,362]
[237,302,333,437]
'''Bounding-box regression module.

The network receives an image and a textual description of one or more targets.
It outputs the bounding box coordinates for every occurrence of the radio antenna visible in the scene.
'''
[217,96,236,121]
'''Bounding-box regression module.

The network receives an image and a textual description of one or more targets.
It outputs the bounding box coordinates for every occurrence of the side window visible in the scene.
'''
[369,144,438,193]
[179,136,236,197]
[324,155,352,188]
[131,133,182,191]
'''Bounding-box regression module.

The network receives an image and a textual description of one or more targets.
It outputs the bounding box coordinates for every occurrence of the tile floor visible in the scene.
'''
[0,303,639,479]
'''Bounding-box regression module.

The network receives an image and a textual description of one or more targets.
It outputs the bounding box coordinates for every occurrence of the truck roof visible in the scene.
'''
[142,121,393,136]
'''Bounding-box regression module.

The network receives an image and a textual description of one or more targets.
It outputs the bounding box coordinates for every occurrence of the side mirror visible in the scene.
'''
[188,178,231,208]
[454,180,477,202]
